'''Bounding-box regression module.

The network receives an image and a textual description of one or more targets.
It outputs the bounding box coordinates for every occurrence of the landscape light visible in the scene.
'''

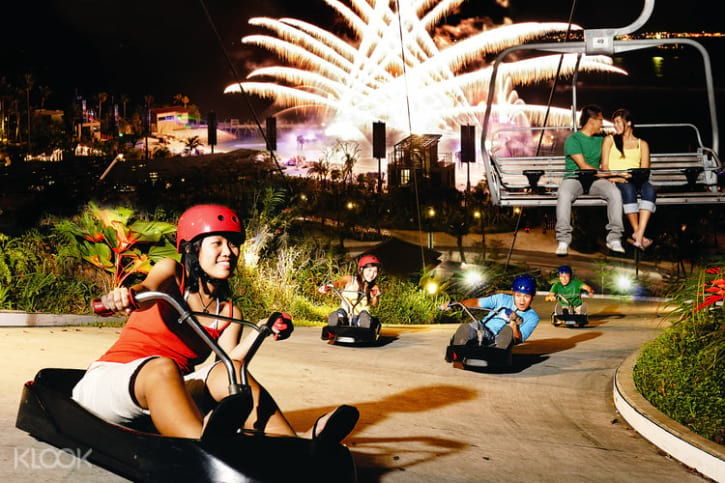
[463,268,484,288]
[425,280,439,295]
[614,273,634,293]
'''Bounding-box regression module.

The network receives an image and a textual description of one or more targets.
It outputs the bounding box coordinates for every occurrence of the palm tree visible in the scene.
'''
[37,85,52,108]
[119,94,129,120]
[22,73,34,151]
[0,76,12,142]
[173,93,190,108]
[307,159,330,186]
[97,92,108,128]
[184,135,202,155]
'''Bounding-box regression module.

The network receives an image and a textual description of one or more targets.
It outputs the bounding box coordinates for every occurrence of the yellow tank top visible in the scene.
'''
[608,136,641,170]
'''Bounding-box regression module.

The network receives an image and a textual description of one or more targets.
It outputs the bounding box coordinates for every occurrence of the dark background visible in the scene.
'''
[1,0,721,120]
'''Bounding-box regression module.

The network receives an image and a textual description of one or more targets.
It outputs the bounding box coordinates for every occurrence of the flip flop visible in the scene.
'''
[312,405,359,444]
[641,237,653,250]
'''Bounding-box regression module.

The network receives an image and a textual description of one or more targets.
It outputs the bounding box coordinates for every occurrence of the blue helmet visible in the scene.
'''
[512,274,536,295]
[557,265,572,275]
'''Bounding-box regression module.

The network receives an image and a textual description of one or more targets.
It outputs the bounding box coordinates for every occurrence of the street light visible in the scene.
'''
[473,209,486,261]
[425,207,436,249]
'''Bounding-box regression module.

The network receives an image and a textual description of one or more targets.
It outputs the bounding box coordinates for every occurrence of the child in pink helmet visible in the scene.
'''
[319,254,382,329]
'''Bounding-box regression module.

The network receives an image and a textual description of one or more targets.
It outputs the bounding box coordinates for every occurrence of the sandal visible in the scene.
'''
[312,405,359,444]
[641,237,653,250]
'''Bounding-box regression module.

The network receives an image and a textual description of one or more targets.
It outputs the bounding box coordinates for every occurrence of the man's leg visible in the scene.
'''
[495,325,515,350]
[452,321,478,345]
[591,179,624,244]
[555,179,583,245]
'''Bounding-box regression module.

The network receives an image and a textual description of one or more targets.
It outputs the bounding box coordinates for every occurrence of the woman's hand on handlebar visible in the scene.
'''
[98,287,137,314]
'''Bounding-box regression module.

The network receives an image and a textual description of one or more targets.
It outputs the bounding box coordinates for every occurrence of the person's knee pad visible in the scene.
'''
[328,309,348,326]
[357,311,372,328]
[452,323,472,346]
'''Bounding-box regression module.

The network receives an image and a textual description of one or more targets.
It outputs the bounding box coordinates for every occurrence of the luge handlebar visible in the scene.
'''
[91,291,280,395]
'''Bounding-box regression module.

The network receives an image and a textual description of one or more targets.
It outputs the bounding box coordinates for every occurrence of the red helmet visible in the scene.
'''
[358,254,381,272]
[176,204,243,251]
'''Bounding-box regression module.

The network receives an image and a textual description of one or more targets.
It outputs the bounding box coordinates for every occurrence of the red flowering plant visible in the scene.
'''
[693,267,725,314]
[54,202,177,288]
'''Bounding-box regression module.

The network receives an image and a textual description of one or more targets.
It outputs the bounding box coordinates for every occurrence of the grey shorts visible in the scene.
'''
[71,357,219,425]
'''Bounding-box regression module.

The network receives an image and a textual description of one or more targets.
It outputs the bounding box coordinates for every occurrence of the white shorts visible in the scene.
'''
[71,357,220,425]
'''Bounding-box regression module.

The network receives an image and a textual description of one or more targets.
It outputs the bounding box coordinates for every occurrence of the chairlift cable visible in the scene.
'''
[197,0,293,193]
[395,0,428,272]
[535,0,579,157]
[507,0,579,273]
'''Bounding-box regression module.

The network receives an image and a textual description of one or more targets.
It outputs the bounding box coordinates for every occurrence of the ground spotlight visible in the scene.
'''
[463,268,484,288]
[613,273,635,293]
[425,280,439,296]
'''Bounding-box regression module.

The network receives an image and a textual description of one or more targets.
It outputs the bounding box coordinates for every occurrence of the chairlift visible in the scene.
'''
[480,0,723,207]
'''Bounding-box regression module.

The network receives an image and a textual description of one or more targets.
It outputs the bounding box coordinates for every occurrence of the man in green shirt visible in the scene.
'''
[555,104,624,256]
[545,265,594,325]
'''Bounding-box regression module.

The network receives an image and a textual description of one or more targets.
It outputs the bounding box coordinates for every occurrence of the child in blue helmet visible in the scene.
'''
[442,274,540,350]
[545,265,594,324]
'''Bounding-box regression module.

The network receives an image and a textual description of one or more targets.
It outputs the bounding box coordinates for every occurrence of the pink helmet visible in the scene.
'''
[358,254,381,272]
[176,204,243,251]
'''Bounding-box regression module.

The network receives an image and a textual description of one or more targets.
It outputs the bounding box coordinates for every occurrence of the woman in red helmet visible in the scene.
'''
[72,204,358,442]
[320,254,382,329]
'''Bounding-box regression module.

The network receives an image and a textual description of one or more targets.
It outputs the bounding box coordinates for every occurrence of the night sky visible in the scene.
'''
[1,0,719,120]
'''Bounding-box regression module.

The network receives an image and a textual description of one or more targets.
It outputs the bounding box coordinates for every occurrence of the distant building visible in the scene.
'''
[151,107,190,135]
[387,134,455,190]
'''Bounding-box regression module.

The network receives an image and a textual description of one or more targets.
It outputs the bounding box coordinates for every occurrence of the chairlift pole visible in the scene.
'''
[504,207,523,270]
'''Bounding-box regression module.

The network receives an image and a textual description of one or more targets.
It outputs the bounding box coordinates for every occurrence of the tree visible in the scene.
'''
[97,92,108,129]
[22,73,34,152]
[308,158,330,186]
[173,93,190,108]
[119,94,129,120]
[0,76,12,142]
[337,140,359,190]
[37,85,52,108]
[184,135,202,155]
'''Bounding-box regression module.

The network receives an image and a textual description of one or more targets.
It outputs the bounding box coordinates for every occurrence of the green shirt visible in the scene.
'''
[564,131,603,179]
[549,278,587,307]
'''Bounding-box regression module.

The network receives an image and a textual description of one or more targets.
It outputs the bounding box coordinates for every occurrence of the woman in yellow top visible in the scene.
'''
[601,108,656,249]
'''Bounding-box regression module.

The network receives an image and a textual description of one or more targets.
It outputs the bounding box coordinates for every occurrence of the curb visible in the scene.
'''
[0,311,121,327]
[614,349,725,482]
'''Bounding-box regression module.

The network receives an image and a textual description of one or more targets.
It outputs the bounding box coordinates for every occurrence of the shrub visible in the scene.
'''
[633,261,725,445]
[374,276,447,324]
[0,230,98,313]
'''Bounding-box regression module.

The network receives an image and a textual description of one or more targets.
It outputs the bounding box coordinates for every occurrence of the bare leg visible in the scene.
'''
[626,212,640,236]
[635,209,653,247]
[205,361,297,437]
[134,357,204,438]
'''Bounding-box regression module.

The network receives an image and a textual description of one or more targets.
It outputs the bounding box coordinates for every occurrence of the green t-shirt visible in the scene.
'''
[564,131,603,179]
[549,278,586,307]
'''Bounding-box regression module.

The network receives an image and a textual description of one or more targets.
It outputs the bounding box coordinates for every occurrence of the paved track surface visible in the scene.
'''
[0,299,708,482]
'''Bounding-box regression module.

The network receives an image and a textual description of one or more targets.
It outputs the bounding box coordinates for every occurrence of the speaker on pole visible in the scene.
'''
[266,117,277,151]
[461,125,475,163]
[207,111,217,146]
[372,121,386,158]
